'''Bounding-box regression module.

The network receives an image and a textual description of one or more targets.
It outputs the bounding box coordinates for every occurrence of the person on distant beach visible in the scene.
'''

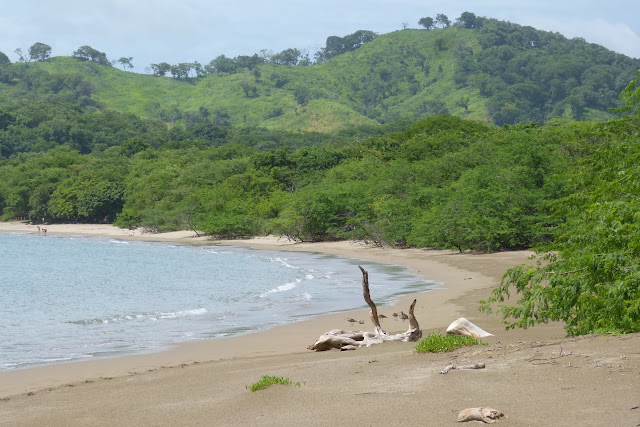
[42,228,47,235]
[37,226,41,233]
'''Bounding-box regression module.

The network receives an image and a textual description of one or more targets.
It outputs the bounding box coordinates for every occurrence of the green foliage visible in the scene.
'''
[414,332,485,353]
[480,118,640,335]
[0,51,10,65]
[617,69,640,116]
[315,30,377,62]
[29,42,52,62]
[72,45,110,66]
[247,375,301,392]
[418,17,434,30]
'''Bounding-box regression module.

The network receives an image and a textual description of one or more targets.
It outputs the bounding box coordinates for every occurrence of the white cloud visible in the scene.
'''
[517,15,640,59]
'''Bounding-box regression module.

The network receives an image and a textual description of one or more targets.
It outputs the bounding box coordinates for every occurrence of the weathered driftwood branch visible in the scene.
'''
[440,362,486,374]
[307,266,422,351]
[457,407,505,423]
[359,265,385,336]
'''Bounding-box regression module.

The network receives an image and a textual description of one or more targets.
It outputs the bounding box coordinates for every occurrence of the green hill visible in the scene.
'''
[2,17,639,133]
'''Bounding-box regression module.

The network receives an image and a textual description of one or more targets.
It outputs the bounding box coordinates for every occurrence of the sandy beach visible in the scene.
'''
[1,222,638,426]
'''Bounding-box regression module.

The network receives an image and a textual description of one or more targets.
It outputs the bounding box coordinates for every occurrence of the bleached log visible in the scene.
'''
[457,407,505,423]
[446,318,493,338]
[308,267,422,351]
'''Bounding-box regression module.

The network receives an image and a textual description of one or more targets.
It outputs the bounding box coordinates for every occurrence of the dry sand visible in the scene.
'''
[1,222,638,426]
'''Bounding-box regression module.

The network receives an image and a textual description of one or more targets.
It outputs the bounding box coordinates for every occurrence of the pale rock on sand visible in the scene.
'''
[446,317,494,338]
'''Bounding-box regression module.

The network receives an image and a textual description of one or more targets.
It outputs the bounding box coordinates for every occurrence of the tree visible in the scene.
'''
[192,61,205,77]
[436,13,451,28]
[294,85,311,105]
[28,42,52,62]
[117,57,134,71]
[455,96,470,112]
[240,80,258,98]
[315,30,376,62]
[72,45,111,66]
[120,137,150,157]
[169,63,191,79]
[456,12,481,29]
[234,54,264,70]
[150,62,171,76]
[0,51,10,65]
[434,37,447,51]
[272,48,301,66]
[206,55,237,74]
[14,48,28,63]
[418,17,435,30]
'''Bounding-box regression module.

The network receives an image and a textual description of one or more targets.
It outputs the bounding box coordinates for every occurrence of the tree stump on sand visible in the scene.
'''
[308,266,422,351]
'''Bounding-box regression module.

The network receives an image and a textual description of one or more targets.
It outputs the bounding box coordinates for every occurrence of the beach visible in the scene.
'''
[1,222,638,426]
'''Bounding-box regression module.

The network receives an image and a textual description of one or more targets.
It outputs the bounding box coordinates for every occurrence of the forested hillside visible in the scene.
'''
[1,14,639,140]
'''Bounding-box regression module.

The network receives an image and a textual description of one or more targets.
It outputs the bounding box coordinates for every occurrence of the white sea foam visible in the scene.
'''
[71,308,207,325]
[108,239,129,244]
[259,280,299,297]
[158,308,207,319]
[272,257,297,269]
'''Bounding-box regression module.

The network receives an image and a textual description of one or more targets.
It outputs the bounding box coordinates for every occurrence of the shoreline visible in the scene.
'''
[0,221,535,395]
[2,222,638,426]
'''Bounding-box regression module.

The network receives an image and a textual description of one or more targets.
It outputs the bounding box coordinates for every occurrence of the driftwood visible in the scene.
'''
[446,318,493,338]
[308,266,422,351]
[457,407,505,423]
[440,362,486,374]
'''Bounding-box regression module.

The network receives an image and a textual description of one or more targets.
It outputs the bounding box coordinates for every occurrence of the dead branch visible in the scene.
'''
[440,362,485,374]
[359,265,384,335]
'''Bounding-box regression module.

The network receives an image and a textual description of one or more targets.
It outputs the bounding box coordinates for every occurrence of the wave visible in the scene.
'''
[259,279,300,297]
[157,308,207,319]
[107,239,129,245]
[67,308,208,325]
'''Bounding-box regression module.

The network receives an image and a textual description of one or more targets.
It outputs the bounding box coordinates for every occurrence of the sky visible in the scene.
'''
[2,1,639,73]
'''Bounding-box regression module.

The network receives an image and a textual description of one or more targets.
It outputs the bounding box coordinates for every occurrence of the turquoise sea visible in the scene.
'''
[0,232,437,371]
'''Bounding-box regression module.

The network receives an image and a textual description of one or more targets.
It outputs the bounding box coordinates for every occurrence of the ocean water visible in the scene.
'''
[0,232,437,371]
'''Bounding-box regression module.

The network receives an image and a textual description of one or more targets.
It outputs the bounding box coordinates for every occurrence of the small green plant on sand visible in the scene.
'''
[414,332,486,353]
[247,375,302,392]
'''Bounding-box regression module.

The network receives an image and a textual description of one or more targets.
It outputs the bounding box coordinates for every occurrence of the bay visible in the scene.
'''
[0,232,436,370]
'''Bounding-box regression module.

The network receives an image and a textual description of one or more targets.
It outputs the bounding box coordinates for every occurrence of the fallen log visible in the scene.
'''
[308,266,422,351]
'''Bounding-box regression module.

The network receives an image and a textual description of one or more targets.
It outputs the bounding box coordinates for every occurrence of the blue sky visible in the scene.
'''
[2,1,639,73]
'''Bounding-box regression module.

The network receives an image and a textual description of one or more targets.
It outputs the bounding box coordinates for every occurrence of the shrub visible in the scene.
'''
[414,332,485,353]
[247,375,301,392]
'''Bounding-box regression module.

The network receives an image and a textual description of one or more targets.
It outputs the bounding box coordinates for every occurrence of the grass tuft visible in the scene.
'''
[247,375,301,392]
[414,332,486,353]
